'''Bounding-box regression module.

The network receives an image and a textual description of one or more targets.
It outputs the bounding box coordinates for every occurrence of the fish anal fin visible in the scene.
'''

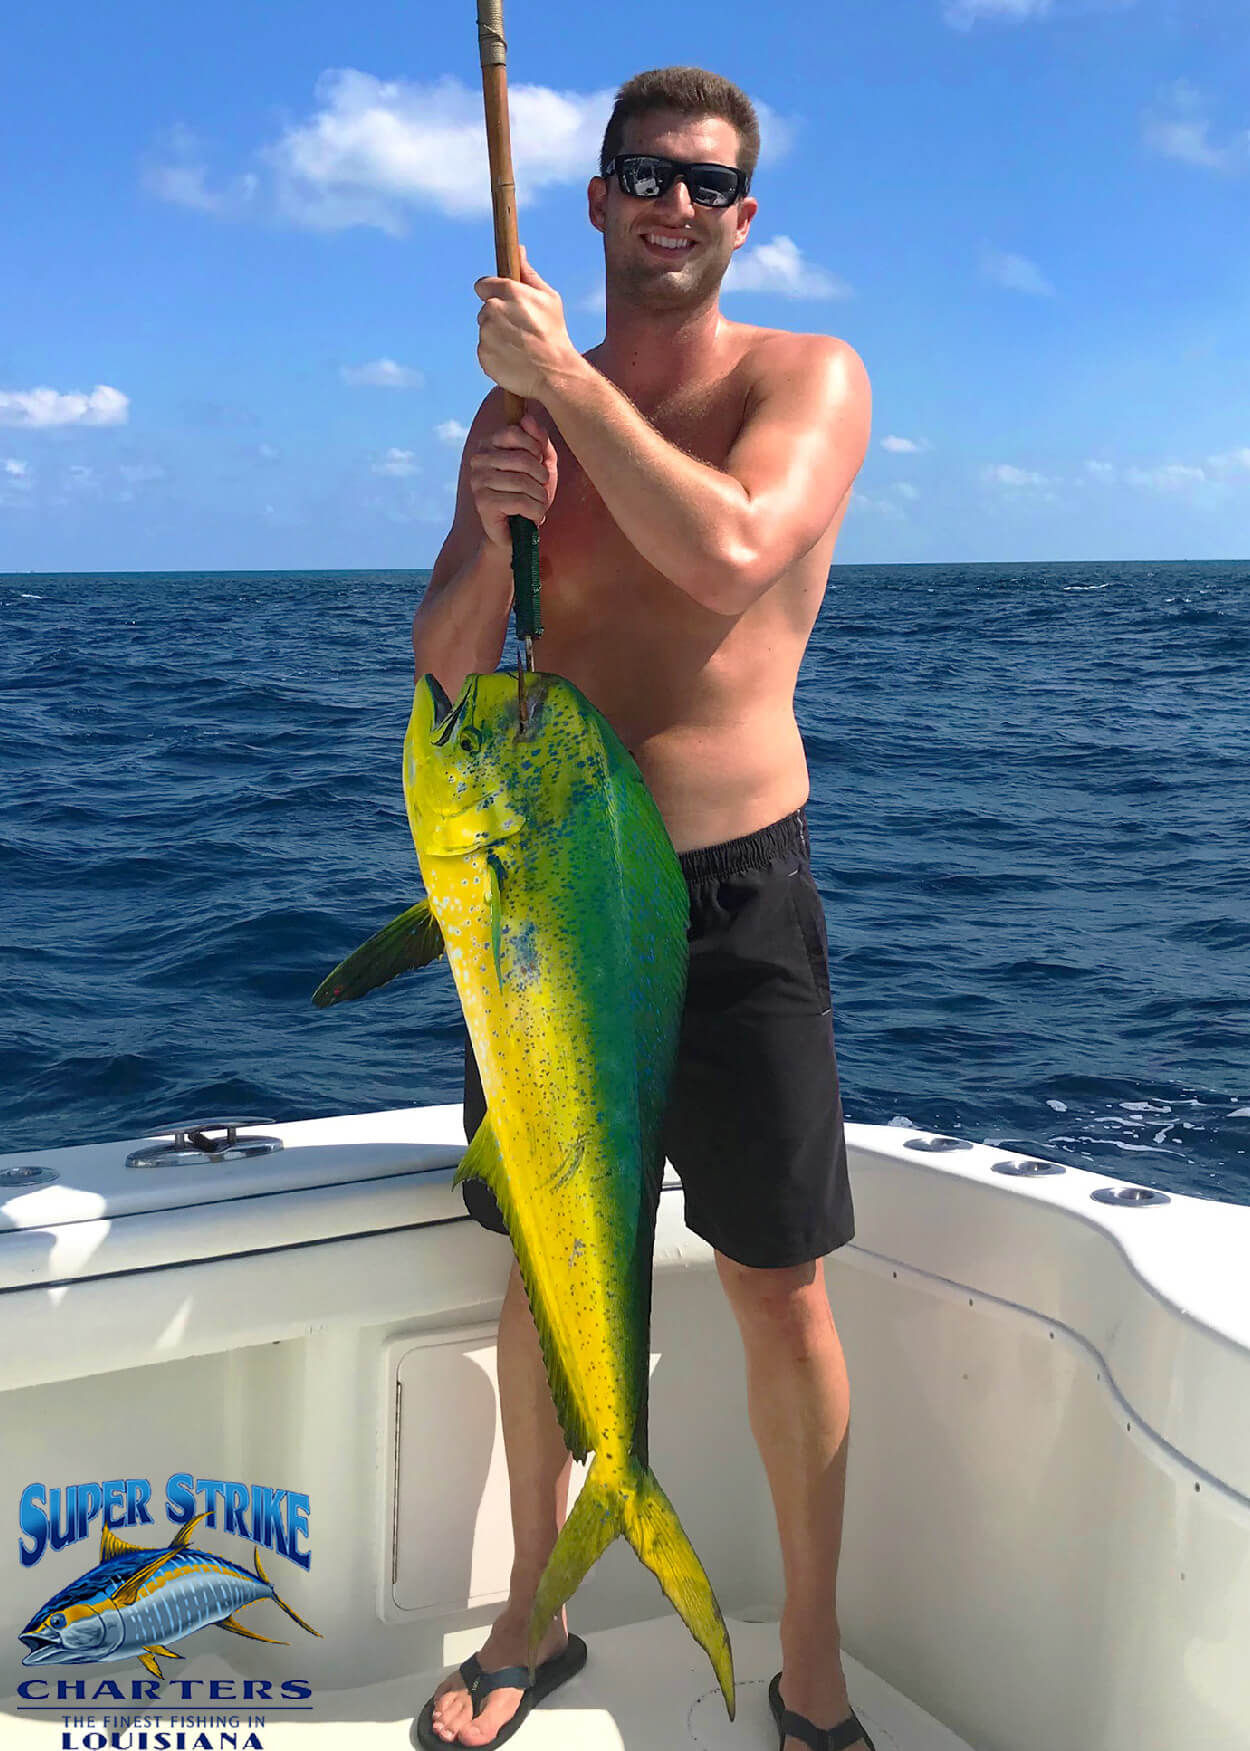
[138,1650,164,1679]
[218,1613,286,1645]
[147,1643,183,1660]
[452,1118,594,1464]
[451,1116,504,1194]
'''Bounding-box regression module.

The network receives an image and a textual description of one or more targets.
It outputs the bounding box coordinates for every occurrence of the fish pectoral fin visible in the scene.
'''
[113,1554,170,1608]
[146,1643,183,1660]
[218,1613,287,1645]
[138,1650,165,1679]
[452,1116,505,1198]
[311,899,445,1007]
[486,853,505,985]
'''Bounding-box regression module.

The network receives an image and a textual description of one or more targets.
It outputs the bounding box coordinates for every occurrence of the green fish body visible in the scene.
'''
[401,669,735,1715]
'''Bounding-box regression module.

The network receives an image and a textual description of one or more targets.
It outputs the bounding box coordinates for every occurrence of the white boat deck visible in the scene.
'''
[1,1616,976,1749]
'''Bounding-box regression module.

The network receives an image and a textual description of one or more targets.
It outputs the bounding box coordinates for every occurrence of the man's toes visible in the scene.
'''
[458,1688,524,1747]
[430,1680,471,1737]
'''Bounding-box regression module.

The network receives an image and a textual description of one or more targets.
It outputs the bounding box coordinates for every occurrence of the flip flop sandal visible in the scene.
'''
[412,1632,588,1749]
[769,1671,877,1751]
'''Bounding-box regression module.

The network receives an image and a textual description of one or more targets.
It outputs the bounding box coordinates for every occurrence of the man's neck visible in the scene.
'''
[592,290,727,401]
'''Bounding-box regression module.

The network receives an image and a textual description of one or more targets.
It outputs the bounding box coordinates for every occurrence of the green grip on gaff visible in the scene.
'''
[510,514,542,640]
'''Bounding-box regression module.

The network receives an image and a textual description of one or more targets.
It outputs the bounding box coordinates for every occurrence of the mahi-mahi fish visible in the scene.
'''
[313,669,735,1716]
[19,1511,321,1678]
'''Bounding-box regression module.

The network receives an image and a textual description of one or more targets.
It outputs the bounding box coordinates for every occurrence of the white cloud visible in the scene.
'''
[1084,460,1116,480]
[881,435,929,454]
[263,72,613,233]
[258,443,281,461]
[4,458,28,476]
[1123,462,1206,492]
[944,0,1051,28]
[847,491,905,518]
[340,358,424,389]
[579,283,607,315]
[118,463,165,486]
[1143,81,1250,174]
[981,247,1056,297]
[895,482,919,500]
[435,419,469,447]
[1208,446,1250,475]
[372,447,420,477]
[752,100,798,166]
[982,463,1051,487]
[0,385,128,428]
[141,124,261,216]
[724,235,851,299]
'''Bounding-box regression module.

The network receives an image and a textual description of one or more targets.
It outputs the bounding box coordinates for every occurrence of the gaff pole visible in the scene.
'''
[476,0,542,728]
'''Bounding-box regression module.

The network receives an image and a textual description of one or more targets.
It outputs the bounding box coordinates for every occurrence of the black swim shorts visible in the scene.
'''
[459,804,855,1269]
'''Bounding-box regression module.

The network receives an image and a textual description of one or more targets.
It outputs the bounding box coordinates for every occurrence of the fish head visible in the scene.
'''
[407,671,603,859]
[20,1588,121,1663]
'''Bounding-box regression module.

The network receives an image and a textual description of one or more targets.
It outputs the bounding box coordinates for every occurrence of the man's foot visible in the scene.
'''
[423,1608,570,1747]
[772,1651,874,1751]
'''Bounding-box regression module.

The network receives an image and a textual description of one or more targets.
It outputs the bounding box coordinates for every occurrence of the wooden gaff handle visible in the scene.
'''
[477,0,524,426]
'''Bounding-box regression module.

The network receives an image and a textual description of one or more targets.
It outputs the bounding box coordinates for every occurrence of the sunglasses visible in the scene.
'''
[602,154,750,208]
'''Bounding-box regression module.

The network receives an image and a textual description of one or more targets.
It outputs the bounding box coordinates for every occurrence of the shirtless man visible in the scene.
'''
[412,66,873,1751]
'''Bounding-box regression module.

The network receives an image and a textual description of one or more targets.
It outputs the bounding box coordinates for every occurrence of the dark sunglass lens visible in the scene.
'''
[690,167,739,206]
[621,156,671,198]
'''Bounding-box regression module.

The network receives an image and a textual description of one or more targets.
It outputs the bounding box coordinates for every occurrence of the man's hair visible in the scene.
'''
[598,67,760,187]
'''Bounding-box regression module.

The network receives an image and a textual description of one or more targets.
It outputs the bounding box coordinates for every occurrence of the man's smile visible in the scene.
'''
[639,230,697,259]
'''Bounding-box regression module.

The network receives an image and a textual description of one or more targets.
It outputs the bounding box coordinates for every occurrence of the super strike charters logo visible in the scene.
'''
[16,1472,320,1738]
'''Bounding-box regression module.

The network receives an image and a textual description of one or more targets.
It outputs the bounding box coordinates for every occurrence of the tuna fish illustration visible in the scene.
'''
[19,1511,321,1678]
[313,671,735,1717]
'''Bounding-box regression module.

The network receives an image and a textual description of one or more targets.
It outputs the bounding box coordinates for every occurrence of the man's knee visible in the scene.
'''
[714,1250,833,1338]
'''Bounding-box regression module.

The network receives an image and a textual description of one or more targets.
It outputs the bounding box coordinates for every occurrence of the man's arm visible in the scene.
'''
[539,334,871,618]
[411,389,555,697]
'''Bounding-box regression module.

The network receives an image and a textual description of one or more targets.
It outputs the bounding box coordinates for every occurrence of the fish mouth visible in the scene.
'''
[420,673,471,747]
[20,1633,60,1663]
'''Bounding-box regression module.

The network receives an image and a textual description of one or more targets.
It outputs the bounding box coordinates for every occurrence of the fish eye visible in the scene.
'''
[458,728,482,754]
[48,1614,66,1629]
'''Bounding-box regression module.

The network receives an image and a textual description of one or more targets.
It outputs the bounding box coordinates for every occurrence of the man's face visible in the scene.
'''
[588,109,758,312]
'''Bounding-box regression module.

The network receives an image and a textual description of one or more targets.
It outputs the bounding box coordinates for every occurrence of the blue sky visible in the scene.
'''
[2,0,1247,570]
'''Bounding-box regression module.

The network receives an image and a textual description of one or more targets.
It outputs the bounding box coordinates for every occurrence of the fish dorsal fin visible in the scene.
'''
[311,899,445,1008]
[453,1118,594,1463]
[170,1511,209,1549]
[100,1524,146,1562]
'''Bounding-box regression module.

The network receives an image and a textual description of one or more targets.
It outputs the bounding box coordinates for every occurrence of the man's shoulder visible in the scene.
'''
[736,321,865,382]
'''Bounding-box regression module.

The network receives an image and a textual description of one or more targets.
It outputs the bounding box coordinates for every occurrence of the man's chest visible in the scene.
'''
[535,379,750,593]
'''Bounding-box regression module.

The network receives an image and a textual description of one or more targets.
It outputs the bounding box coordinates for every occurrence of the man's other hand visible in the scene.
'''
[474,247,579,400]
[467,410,559,551]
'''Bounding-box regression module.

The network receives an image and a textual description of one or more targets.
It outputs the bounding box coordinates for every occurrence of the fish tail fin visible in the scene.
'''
[527,1456,735,1721]
[252,1548,323,1638]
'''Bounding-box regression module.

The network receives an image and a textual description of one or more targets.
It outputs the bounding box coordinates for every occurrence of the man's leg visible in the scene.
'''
[715,1250,865,1751]
[426,1259,574,1747]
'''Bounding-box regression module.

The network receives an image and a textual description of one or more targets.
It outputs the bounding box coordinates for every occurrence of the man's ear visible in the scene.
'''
[587,175,606,234]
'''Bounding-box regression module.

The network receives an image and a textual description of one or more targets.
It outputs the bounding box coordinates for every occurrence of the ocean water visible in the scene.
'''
[1,561,1247,1204]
